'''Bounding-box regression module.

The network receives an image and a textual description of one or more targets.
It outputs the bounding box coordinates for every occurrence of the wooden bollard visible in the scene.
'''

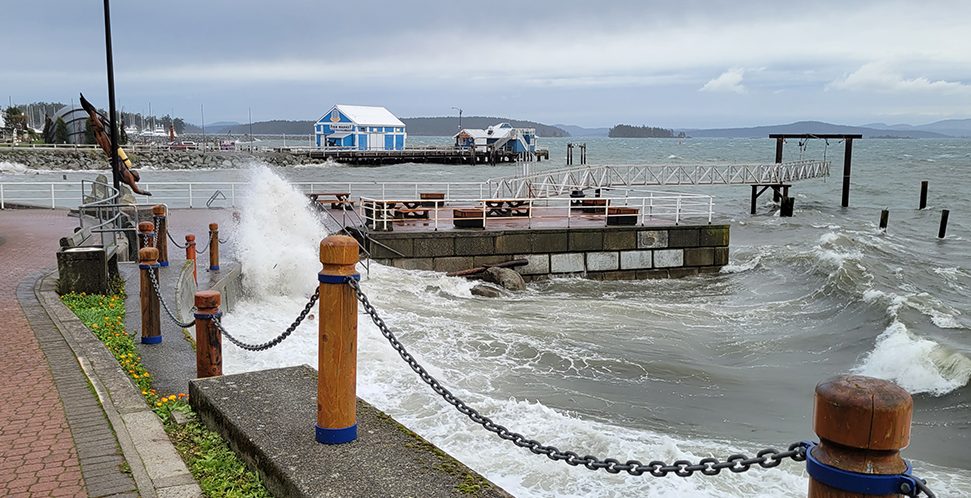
[918,181,928,210]
[939,209,949,239]
[193,290,222,378]
[152,205,169,267]
[208,223,220,271]
[139,247,162,344]
[185,234,197,284]
[137,221,155,251]
[879,209,889,231]
[316,235,360,444]
[808,375,914,497]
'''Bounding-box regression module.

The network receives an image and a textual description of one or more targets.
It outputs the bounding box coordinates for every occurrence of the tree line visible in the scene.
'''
[608,124,686,138]
[3,101,187,144]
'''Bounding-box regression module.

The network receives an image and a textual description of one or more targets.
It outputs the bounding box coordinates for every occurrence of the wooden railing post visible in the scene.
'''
[316,235,360,444]
[808,375,913,497]
[153,205,169,267]
[208,223,220,271]
[185,234,197,284]
[193,290,222,378]
[137,221,155,251]
[139,247,162,344]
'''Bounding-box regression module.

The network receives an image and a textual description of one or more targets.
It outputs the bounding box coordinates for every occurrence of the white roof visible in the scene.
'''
[331,105,405,127]
[455,123,514,139]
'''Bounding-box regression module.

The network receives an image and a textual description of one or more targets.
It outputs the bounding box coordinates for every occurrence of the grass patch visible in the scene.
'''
[61,291,271,498]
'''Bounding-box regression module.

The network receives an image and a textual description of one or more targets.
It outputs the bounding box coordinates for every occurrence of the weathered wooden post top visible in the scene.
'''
[185,234,197,284]
[138,246,162,344]
[194,290,222,379]
[316,235,360,444]
[208,223,220,271]
[152,204,169,267]
[808,374,916,497]
[137,221,155,251]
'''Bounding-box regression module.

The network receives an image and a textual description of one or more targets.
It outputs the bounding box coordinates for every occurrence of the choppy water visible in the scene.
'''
[3,138,970,496]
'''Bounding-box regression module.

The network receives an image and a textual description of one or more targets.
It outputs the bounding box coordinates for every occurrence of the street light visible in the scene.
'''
[451,106,463,131]
[102,0,120,191]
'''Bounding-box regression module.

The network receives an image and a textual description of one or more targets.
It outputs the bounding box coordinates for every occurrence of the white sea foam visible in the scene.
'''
[233,163,329,297]
[853,321,971,396]
[0,161,29,174]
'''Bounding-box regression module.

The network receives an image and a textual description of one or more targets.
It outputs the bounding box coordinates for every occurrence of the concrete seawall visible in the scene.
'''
[366,224,730,280]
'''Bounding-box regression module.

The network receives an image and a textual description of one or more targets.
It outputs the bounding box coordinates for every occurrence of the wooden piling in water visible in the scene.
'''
[939,209,949,239]
[780,196,794,217]
[808,375,912,497]
[139,247,161,344]
[185,234,197,284]
[879,209,889,231]
[919,181,928,210]
[152,205,169,267]
[193,290,222,378]
[208,223,220,271]
[316,235,360,444]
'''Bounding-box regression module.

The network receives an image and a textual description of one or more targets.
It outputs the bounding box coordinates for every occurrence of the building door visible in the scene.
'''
[370,133,384,150]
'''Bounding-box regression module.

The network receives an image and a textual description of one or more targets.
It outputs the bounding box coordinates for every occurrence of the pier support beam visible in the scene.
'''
[842,138,854,207]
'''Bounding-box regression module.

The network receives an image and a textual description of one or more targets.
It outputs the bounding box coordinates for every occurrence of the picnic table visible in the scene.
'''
[307,192,354,210]
[484,199,530,217]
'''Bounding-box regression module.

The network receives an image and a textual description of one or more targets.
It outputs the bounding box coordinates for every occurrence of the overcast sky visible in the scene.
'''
[4,1,970,128]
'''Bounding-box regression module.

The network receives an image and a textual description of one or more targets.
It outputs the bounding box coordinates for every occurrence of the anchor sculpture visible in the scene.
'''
[79,93,152,196]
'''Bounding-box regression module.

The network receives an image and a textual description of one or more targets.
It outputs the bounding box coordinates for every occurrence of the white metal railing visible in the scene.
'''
[357,191,713,230]
[487,160,830,198]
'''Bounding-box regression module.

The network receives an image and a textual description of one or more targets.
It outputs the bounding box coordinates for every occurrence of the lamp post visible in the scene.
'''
[102,0,121,191]
[451,106,463,131]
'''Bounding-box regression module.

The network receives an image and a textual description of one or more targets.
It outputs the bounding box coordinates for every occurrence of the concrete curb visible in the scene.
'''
[35,271,203,498]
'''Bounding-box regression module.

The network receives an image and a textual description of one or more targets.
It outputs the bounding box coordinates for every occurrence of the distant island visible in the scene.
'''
[608,124,686,138]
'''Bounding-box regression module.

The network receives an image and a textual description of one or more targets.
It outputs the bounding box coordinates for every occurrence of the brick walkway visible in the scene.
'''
[0,209,86,497]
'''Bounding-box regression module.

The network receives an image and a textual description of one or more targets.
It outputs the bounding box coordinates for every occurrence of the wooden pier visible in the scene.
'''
[283,147,548,166]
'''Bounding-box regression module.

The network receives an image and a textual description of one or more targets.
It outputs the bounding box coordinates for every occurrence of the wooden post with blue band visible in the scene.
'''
[808,375,913,497]
[209,223,220,271]
[193,290,222,378]
[153,205,169,267]
[137,221,155,251]
[138,247,162,344]
[316,235,360,444]
[185,234,197,284]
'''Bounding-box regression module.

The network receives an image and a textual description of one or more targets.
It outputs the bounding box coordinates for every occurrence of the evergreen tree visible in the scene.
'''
[42,115,53,143]
[84,118,97,144]
[54,117,69,144]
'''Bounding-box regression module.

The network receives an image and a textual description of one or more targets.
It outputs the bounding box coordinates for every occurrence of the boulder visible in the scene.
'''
[480,267,526,291]
[471,284,504,298]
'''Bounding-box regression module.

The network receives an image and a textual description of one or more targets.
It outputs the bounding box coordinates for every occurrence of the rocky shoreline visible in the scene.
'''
[0,147,330,171]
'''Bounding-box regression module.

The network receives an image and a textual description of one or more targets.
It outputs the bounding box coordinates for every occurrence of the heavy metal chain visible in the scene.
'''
[916,479,937,498]
[166,231,188,249]
[209,289,318,351]
[195,237,211,254]
[347,278,808,477]
[146,267,196,328]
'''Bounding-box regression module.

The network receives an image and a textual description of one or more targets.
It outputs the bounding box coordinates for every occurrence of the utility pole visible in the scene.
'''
[451,106,463,131]
[102,0,121,191]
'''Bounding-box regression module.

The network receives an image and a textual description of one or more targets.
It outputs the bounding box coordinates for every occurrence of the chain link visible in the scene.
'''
[209,289,318,351]
[166,231,188,249]
[195,237,211,254]
[146,266,196,328]
[347,278,809,477]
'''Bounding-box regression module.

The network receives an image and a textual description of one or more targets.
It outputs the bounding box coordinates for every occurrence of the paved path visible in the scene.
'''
[0,209,88,497]
[1,209,140,497]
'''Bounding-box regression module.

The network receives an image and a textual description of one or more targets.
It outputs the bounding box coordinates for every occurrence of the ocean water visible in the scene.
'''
[3,138,970,496]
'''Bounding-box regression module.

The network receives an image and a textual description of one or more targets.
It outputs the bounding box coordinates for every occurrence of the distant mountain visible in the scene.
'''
[682,121,950,139]
[861,118,971,138]
[555,124,609,137]
[402,116,568,137]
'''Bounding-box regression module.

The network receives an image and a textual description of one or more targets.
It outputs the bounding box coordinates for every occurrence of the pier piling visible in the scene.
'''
[808,375,913,497]
[208,223,220,271]
[185,234,197,284]
[152,205,169,267]
[879,209,889,231]
[316,235,360,444]
[138,247,161,344]
[193,290,222,378]
[780,196,794,217]
[919,181,928,210]
[939,209,949,239]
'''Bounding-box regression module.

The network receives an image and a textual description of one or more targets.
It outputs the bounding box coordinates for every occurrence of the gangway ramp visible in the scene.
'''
[487,160,830,198]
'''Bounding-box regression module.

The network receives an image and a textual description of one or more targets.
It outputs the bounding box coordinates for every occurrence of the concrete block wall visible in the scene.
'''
[368,224,730,280]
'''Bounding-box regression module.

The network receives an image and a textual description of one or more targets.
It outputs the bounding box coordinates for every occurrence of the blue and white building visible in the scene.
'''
[314,104,406,150]
[454,123,536,154]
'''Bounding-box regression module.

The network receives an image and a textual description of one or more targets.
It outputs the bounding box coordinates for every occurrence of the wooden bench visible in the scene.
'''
[419,192,446,208]
[453,208,485,228]
[307,192,354,210]
[484,199,531,218]
[57,226,121,294]
[606,207,639,226]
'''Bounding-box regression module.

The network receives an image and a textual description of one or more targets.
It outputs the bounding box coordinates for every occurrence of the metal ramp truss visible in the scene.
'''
[488,160,829,198]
